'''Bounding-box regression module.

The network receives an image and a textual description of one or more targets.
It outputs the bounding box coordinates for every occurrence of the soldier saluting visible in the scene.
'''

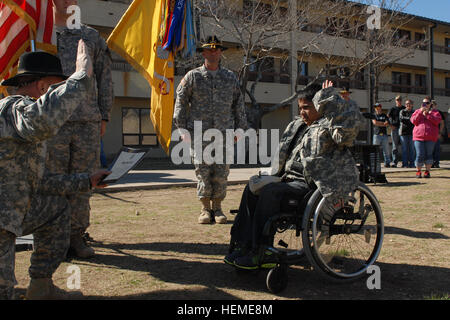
[0,41,109,300]
[173,36,248,224]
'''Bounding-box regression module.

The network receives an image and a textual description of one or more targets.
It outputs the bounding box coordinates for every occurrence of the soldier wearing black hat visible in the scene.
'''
[0,41,109,300]
[340,86,352,101]
[174,36,248,225]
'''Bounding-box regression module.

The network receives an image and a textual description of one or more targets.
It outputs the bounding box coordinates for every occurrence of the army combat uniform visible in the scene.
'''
[45,25,113,240]
[229,87,365,254]
[173,65,248,222]
[0,71,92,299]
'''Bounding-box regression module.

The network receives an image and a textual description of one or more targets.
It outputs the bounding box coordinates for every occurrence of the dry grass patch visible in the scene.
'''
[12,170,450,300]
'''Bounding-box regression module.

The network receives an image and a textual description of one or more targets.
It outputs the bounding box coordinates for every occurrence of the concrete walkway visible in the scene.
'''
[98,160,450,193]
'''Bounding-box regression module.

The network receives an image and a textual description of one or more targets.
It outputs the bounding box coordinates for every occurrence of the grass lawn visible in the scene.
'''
[12,170,450,300]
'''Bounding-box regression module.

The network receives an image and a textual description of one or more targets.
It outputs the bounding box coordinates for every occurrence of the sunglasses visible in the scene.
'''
[422,102,430,107]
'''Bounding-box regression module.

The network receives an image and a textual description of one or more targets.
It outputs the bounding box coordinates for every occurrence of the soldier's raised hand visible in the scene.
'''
[322,80,334,89]
[75,39,93,77]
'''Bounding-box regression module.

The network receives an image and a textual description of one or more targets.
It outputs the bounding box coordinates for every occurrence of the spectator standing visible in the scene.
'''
[411,97,442,178]
[447,107,450,139]
[372,103,392,168]
[431,100,445,168]
[399,99,415,168]
[387,95,405,167]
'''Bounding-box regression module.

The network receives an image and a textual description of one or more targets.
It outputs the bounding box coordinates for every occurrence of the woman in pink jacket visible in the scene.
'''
[411,96,442,178]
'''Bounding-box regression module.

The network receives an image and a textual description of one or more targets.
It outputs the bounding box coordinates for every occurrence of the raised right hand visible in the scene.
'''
[75,39,93,77]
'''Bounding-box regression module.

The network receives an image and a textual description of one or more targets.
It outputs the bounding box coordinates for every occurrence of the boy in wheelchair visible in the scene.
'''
[224,81,366,270]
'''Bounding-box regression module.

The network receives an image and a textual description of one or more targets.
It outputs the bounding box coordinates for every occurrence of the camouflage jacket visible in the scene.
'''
[56,24,113,122]
[274,88,365,204]
[0,71,92,236]
[173,65,248,133]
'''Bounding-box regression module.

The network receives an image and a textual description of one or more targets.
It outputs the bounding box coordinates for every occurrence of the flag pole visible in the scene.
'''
[29,27,36,52]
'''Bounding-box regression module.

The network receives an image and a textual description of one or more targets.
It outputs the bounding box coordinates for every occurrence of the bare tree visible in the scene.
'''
[180,0,427,129]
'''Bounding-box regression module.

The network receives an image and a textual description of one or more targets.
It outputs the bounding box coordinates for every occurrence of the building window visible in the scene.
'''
[414,74,427,94]
[279,59,290,84]
[415,32,426,50]
[247,56,274,82]
[392,71,411,93]
[297,61,308,85]
[393,29,411,42]
[446,78,450,97]
[122,108,158,147]
[446,38,450,54]
[354,68,366,90]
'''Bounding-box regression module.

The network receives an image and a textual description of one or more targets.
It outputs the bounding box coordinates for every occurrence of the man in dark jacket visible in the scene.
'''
[388,95,405,167]
[399,99,415,168]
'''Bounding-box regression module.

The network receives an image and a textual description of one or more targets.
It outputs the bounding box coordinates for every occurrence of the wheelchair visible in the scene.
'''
[229,182,384,294]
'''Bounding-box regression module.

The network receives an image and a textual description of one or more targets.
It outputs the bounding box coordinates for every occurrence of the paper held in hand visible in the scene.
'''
[100,147,149,184]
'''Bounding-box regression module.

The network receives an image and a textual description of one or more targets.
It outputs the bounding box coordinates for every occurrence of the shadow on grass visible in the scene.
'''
[372,181,422,187]
[93,241,230,256]
[384,226,449,239]
[98,193,140,204]
[65,241,450,300]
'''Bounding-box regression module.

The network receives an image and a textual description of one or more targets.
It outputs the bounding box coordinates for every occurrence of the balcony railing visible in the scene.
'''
[297,76,366,90]
[379,83,427,94]
[435,88,450,97]
[434,45,450,55]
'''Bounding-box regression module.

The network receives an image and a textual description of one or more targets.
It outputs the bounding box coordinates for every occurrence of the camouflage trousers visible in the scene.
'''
[0,195,71,300]
[46,121,100,236]
[194,163,230,200]
[190,143,230,200]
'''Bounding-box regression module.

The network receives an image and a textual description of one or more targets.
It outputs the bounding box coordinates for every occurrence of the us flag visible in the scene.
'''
[0,0,56,88]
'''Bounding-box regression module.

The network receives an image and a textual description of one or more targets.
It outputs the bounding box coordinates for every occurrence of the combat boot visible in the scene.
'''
[25,278,76,300]
[211,199,227,224]
[198,198,212,224]
[70,233,95,259]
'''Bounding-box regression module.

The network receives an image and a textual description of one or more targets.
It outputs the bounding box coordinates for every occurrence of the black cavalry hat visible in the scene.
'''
[340,86,352,94]
[197,36,228,52]
[1,51,67,87]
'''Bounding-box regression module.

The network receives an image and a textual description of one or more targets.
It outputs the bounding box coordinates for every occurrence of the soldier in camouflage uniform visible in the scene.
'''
[225,81,366,269]
[46,0,114,258]
[0,44,108,299]
[173,36,248,224]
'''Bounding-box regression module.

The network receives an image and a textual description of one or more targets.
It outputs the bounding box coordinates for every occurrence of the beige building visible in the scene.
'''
[77,0,450,160]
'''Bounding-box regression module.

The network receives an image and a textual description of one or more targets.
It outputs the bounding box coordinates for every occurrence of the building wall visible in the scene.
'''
[78,0,450,159]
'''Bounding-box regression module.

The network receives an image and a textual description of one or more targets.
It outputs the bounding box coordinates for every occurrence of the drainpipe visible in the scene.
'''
[289,0,298,120]
[427,23,437,99]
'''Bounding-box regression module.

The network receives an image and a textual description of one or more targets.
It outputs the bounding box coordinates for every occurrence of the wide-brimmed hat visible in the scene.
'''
[340,86,352,94]
[197,36,228,52]
[1,51,67,87]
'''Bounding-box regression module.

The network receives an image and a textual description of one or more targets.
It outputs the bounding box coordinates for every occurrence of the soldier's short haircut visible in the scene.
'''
[298,83,322,102]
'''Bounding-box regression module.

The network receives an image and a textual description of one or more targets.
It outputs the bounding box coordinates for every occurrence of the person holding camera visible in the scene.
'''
[410,96,442,178]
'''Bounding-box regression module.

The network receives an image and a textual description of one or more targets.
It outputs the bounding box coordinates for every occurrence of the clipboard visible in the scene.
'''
[99,147,149,185]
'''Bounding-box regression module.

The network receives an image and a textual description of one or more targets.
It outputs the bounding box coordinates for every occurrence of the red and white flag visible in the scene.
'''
[0,0,56,87]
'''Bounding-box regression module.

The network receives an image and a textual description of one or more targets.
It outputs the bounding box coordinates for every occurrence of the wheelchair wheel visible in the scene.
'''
[266,264,288,294]
[301,183,384,282]
[272,218,304,260]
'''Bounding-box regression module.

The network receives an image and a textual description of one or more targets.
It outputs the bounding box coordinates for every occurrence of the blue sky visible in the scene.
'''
[403,0,450,22]
[351,0,450,23]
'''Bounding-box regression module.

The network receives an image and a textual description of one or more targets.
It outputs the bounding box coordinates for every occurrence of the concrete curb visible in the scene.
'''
[95,161,450,193]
